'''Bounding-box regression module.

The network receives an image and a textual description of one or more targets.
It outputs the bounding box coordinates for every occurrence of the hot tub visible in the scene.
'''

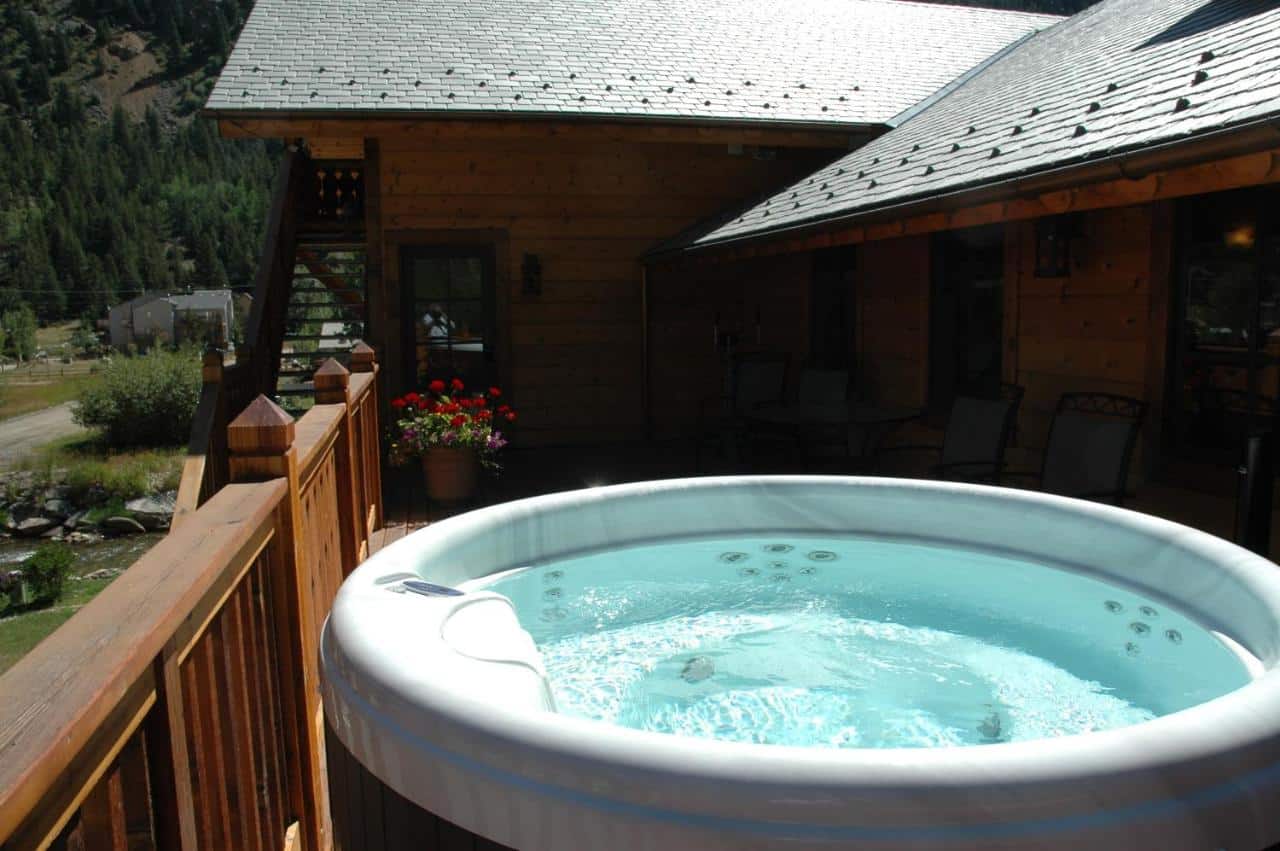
[321,477,1280,850]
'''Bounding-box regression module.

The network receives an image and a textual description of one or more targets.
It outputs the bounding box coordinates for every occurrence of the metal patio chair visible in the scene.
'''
[1007,392,1147,506]
[694,352,789,470]
[877,384,1024,482]
[745,366,850,465]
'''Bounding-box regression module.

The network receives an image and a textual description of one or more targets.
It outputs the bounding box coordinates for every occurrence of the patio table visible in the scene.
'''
[744,402,920,464]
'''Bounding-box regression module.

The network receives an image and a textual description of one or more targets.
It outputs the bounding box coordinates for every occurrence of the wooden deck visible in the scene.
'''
[370,439,1279,561]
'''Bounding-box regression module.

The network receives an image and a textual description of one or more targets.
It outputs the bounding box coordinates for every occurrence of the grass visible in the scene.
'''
[0,374,92,421]
[34,321,79,350]
[0,575,119,674]
[11,435,183,504]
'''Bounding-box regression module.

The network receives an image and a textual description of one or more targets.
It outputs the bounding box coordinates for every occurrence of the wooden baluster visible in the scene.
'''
[314,359,361,575]
[348,343,383,536]
[228,397,330,851]
[145,649,199,851]
[79,761,127,850]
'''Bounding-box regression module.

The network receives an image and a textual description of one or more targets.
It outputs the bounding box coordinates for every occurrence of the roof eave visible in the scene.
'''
[656,115,1280,260]
[200,105,885,138]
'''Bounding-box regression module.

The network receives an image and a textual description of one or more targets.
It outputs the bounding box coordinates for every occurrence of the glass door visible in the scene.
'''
[1168,187,1280,464]
[400,245,497,390]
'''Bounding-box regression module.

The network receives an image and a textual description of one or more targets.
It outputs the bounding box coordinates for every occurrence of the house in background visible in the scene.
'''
[171,289,236,348]
[107,289,237,350]
[107,291,174,348]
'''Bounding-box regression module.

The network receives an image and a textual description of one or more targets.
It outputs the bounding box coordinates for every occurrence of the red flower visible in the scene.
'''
[428,379,446,394]
[450,377,465,392]
[450,414,467,427]
[476,409,492,421]
[391,397,407,409]
[504,411,517,422]
[488,387,502,398]
[497,404,511,414]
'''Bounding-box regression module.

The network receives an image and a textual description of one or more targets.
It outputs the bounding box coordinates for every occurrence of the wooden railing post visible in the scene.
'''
[348,342,383,535]
[174,349,228,528]
[228,397,330,851]
[314,359,361,574]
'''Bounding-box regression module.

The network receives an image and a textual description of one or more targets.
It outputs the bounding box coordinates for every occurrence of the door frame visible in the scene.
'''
[381,229,511,396]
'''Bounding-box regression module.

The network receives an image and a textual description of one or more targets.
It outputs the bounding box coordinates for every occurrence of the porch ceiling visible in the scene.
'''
[205,0,1055,129]
[663,0,1280,252]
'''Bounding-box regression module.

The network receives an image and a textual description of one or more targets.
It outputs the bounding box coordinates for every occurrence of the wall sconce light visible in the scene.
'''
[1034,215,1075,278]
[521,253,542,296]
[1224,222,1256,250]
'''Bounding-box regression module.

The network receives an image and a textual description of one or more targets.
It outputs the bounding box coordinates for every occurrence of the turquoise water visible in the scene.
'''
[473,536,1252,749]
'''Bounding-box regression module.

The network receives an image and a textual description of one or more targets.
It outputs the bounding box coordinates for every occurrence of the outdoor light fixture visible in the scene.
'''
[521,253,542,296]
[1034,215,1075,278]
[1224,222,1257,250]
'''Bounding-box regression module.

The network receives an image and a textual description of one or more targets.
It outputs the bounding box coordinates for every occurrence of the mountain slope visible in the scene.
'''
[0,0,276,321]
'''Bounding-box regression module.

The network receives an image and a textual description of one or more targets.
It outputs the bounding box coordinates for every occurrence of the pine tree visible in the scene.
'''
[0,69,21,111]
[50,30,72,73]
[52,82,84,127]
[20,13,48,64]
[208,6,229,57]
[27,63,51,103]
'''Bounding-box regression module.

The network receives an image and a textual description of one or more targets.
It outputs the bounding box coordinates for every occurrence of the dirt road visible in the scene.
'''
[0,403,85,468]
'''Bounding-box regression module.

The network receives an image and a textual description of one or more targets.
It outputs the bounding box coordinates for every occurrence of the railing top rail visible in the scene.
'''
[295,403,346,484]
[0,479,288,841]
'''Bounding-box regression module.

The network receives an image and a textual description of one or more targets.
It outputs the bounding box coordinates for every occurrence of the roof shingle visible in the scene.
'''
[677,0,1280,249]
[206,0,1056,128]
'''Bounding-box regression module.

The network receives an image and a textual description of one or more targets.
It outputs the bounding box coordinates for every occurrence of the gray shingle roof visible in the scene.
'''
[206,0,1056,128]
[673,0,1280,250]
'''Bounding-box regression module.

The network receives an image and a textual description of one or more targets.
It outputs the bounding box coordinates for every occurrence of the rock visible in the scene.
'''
[102,516,147,535]
[42,499,73,519]
[81,568,122,582]
[13,516,60,538]
[125,495,175,531]
[66,531,101,545]
[40,526,65,540]
[65,510,90,530]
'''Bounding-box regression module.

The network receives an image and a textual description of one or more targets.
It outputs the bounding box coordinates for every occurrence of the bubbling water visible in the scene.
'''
[473,535,1250,749]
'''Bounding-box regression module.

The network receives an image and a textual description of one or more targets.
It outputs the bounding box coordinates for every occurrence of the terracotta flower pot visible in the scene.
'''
[421,447,479,502]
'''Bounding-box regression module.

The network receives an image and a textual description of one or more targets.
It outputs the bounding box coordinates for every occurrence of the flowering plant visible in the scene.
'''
[388,378,515,470]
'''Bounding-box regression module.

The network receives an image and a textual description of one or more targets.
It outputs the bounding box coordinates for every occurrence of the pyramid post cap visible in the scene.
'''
[314,357,351,389]
[228,395,296,454]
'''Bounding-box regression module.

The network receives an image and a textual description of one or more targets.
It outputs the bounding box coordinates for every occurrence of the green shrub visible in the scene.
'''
[73,348,201,447]
[63,451,183,504]
[23,543,75,605]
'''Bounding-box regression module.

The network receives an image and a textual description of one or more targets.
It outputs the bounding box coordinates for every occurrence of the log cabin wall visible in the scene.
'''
[364,133,840,445]
[855,235,932,409]
[1002,203,1174,476]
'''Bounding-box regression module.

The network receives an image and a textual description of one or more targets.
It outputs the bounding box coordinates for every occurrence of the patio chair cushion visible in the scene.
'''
[1040,413,1136,501]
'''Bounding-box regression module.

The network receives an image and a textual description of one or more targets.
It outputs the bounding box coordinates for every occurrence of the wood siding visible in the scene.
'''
[856,236,931,409]
[1004,204,1173,473]
[366,135,838,444]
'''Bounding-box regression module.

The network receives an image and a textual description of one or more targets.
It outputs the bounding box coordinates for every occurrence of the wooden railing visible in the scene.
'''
[0,353,383,851]
[175,148,313,521]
